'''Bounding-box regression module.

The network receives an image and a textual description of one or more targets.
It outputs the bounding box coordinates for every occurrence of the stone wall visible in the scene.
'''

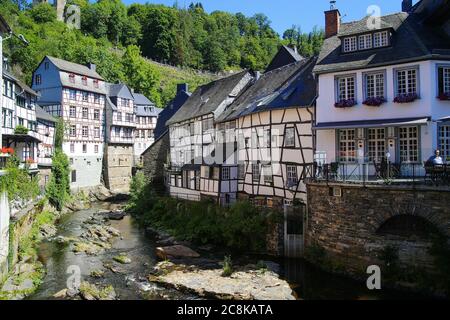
[0,192,10,282]
[142,132,169,189]
[103,144,134,194]
[305,182,450,276]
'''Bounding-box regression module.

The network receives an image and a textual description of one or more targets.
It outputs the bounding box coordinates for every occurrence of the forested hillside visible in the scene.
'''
[0,0,324,107]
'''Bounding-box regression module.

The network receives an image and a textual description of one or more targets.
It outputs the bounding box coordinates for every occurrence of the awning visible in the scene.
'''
[313,117,430,130]
[181,164,201,171]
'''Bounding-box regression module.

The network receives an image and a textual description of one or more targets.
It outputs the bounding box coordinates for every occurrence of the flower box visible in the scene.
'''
[393,93,418,103]
[363,97,386,107]
[334,99,357,108]
[438,92,450,101]
[1,147,14,155]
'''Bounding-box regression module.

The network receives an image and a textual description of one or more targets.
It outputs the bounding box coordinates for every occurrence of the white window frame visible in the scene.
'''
[94,127,100,138]
[336,75,356,102]
[82,126,88,138]
[70,125,76,137]
[367,128,386,162]
[374,31,389,48]
[444,68,450,94]
[343,36,357,52]
[69,106,76,118]
[252,163,260,183]
[395,67,419,96]
[286,165,298,187]
[398,126,419,163]
[82,107,88,119]
[439,124,450,160]
[338,129,356,163]
[364,71,386,99]
[222,167,230,181]
[69,89,76,100]
[263,165,273,184]
[238,163,245,180]
[359,34,372,50]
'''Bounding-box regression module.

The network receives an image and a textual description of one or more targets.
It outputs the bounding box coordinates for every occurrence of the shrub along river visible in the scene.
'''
[29,201,428,300]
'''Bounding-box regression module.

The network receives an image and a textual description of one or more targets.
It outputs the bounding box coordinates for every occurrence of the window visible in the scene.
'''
[94,94,100,104]
[252,163,260,183]
[94,145,99,153]
[396,68,417,95]
[35,74,42,85]
[69,106,76,118]
[285,127,295,147]
[343,36,357,52]
[82,107,88,119]
[399,127,419,162]
[69,89,76,100]
[439,125,450,160]
[190,123,195,136]
[117,112,122,122]
[263,165,273,184]
[82,76,87,86]
[94,127,100,138]
[93,109,100,120]
[16,95,26,108]
[126,113,134,123]
[82,144,87,153]
[437,66,450,95]
[365,72,385,99]
[337,75,356,101]
[71,170,77,183]
[114,127,120,137]
[286,165,298,187]
[202,118,214,132]
[70,125,76,137]
[222,167,230,180]
[265,129,271,148]
[70,143,75,153]
[69,73,75,84]
[18,118,24,126]
[374,31,389,48]
[238,164,245,180]
[82,126,88,137]
[367,128,386,162]
[338,129,356,162]
[44,62,49,70]
[82,92,88,101]
[359,34,372,50]
[93,79,99,88]
[135,130,140,138]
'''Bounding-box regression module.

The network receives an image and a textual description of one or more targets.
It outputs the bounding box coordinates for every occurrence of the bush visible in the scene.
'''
[14,125,29,135]
[221,255,233,277]
[0,157,39,202]
[46,149,70,211]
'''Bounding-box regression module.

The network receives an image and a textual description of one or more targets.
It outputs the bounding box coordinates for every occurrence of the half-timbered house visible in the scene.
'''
[36,105,56,189]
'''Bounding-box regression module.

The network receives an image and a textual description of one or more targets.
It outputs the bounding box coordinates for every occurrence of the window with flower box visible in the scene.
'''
[395,67,419,103]
[364,72,386,106]
[336,75,356,107]
[437,66,450,100]
[69,73,75,84]
[439,125,450,160]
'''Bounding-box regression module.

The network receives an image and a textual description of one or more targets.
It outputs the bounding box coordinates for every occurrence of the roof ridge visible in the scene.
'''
[261,59,307,78]
[341,11,407,26]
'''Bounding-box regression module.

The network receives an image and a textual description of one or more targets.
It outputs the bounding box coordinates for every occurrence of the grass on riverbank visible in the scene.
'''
[127,173,281,252]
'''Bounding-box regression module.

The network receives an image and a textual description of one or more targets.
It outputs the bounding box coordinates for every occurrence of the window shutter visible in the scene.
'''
[438,67,444,95]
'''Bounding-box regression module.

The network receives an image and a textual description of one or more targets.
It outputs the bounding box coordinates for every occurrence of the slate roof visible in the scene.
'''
[107,83,134,99]
[166,71,250,126]
[154,90,191,140]
[313,8,450,75]
[47,56,104,80]
[135,105,162,117]
[265,45,303,72]
[36,105,56,123]
[217,57,317,122]
[3,70,38,96]
[133,93,155,106]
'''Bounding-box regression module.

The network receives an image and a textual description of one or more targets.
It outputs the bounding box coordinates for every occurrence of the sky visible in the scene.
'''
[122,0,417,35]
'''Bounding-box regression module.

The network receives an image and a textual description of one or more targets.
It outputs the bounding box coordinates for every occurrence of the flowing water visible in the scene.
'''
[29,201,429,300]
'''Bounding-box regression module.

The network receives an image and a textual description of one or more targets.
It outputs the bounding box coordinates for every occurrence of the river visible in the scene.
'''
[29,201,428,300]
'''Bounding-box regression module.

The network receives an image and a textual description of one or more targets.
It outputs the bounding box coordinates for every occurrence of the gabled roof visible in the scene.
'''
[265,45,303,72]
[46,56,104,80]
[314,8,450,75]
[218,57,317,122]
[107,83,134,99]
[154,90,191,139]
[166,70,250,126]
[3,70,38,96]
[133,93,155,106]
[36,105,56,123]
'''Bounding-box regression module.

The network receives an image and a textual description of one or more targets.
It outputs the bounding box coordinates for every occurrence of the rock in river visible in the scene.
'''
[156,245,200,260]
[79,281,117,300]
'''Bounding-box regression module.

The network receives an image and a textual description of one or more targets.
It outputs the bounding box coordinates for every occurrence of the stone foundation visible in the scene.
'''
[103,144,133,194]
[305,182,450,276]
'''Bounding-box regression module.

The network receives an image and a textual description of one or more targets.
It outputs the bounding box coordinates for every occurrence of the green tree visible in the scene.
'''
[28,3,56,24]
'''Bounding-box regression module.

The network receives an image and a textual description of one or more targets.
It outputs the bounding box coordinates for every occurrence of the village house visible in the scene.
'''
[133,93,162,165]
[103,83,136,193]
[35,105,56,189]
[141,83,191,188]
[1,66,40,174]
[313,0,450,180]
[165,72,253,201]
[32,56,107,190]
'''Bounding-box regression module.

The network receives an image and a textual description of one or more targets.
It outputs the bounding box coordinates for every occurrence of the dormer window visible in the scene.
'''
[374,31,389,48]
[343,36,357,52]
[82,76,87,86]
[69,73,75,84]
[93,79,99,88]
[359,34,373,50]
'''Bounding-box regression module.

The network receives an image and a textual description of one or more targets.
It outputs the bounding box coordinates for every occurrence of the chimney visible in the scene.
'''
[87,62,96,72]
[325,1,341,39]
[402,0,413,12]
[177,83,188,94]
